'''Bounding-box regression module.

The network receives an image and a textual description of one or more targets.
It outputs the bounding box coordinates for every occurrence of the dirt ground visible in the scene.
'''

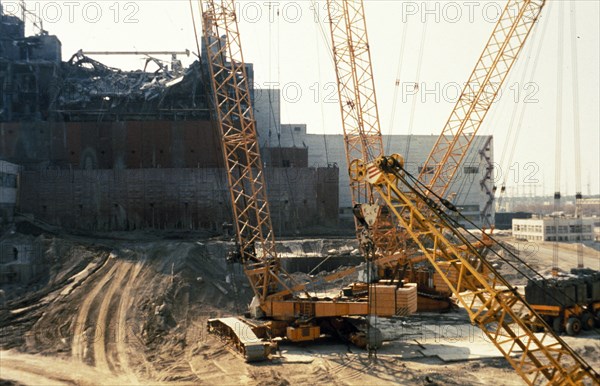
[1,226,599,385]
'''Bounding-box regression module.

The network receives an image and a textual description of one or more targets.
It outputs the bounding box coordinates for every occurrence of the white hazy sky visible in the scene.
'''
[6,0,599,195]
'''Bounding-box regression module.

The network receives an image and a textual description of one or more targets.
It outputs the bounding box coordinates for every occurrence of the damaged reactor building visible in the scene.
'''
[0,4,338,234]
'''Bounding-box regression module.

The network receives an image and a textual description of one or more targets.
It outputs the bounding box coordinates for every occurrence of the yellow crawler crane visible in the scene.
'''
[349,154,599,385]
[200,0,418,360]
[327,0,545,310]
[200,0,288,316]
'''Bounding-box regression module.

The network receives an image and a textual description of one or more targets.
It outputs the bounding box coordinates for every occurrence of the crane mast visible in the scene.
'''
[200,0,287,305]
[326,0,402,253]
[327,0,383,190]
[199,2,597,376]
[418,0,545,200]
[350,156,598,385]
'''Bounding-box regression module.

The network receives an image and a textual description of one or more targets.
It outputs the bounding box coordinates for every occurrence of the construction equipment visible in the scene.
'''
[199,0,417,361]
[350,155,598,384]
[327,0,546,311]
[525,268,600,336]
[200,3,597,382]
[326,0,448,311]
[327,1,598,383]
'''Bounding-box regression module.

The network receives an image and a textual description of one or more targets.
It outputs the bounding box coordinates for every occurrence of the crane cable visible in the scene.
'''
[495,44,536,205]
[386,17,409,154]
[312,3,331,167]
[397,165,599,322]
[272,4,303,235]
[404,20,428,161]
[189,0,202,64]
[570,1,584,268]
[495,4,552,213]
[552,1,565,277]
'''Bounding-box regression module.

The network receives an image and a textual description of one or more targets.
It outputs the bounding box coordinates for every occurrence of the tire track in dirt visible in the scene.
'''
[0,366,73,386]
[1,350,134,386]
[93,261,132,373]
[113,260,144,383]
[71,260,120,362]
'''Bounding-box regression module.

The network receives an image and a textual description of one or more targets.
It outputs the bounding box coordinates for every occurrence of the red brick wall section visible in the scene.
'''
[0,121,223,169]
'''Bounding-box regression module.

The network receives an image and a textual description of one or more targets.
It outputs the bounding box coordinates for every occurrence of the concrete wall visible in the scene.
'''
[18,167,339,234]
[258,128,495,227]
[254,88,281,144]
[263,147,308,167]
[0,120,223,170]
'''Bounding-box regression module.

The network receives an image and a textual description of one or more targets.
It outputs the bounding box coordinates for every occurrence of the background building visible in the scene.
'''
[512,216,595,242]
[254,90,495,228]
[2,6,495,233]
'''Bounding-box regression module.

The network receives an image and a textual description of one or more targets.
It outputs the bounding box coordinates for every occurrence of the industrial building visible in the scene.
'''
[254,90,495,228]
[512,216,595,242]
[0,7,338,235]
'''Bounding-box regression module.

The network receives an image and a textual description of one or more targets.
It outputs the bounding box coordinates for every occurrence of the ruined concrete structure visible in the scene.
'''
[0,5,338,235]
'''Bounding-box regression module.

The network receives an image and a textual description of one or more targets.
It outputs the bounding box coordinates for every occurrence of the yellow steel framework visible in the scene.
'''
[326,0,402,254]
[350,155,598,385]
[200,0,291,304]
[200,0,379,326]
[327,0,546,276]
[418,0,546,199]
[327,0,383,194]
[326,3,597,380]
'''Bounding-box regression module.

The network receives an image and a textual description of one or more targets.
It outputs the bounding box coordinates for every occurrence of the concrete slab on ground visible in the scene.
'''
[277,353,315,364]
[418,341,509,361]
[377,341,425,359]
[415,330,559,362]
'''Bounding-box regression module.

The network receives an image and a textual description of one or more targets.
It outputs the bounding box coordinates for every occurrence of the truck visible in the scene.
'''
[525,268,600,335]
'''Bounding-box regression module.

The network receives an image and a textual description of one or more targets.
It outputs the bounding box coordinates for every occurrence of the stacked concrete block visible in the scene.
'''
[368,283,418,317]
[395,283,418,316]
[369,285,397,317]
